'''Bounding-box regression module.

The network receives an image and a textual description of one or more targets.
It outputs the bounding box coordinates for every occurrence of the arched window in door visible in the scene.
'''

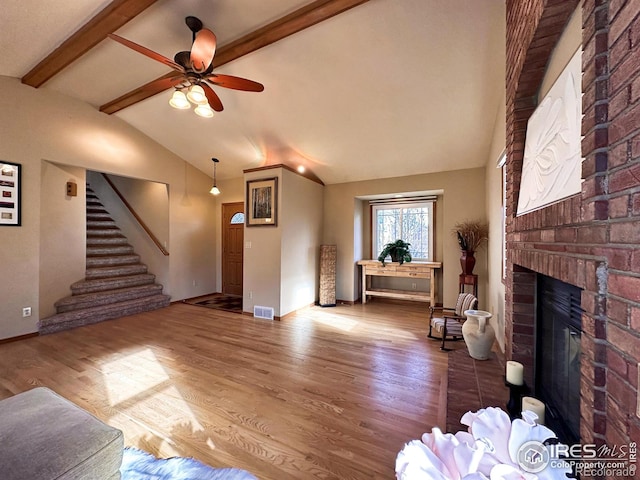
[230,212,244,224]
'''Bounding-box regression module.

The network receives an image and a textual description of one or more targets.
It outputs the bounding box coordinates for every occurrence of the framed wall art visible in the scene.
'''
[246,177,277,227]
[0,161,21,226]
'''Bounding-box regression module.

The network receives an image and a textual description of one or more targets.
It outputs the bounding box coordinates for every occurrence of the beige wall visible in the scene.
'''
[485,96,507,351]
[539,4,582,100]
[280,169,324,315]
[323,168,487,307]
[39,162,86,318]
[362,196,445,296]
[86,171,170,298]
[242,167,324,317]
[0,76,216,339]
[103,172,170,250]
[243,169,283,316]
[484,3,507,351]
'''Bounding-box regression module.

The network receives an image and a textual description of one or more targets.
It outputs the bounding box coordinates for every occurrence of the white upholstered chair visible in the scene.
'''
[428,293,478,351]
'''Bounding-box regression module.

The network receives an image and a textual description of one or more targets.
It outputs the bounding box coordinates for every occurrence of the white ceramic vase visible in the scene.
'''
[462,309,494,360]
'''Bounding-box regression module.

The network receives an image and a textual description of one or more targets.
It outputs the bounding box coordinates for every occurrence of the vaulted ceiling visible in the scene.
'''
[1,0,505,184]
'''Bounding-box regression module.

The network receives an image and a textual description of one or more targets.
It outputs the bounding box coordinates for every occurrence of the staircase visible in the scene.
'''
[38,187,170,334]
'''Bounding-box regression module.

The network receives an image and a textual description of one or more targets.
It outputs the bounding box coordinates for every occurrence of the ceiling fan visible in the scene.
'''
[108,16,264,117]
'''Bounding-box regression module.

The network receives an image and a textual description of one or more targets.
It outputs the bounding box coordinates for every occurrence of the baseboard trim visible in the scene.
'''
[280,302,315,320]
[176,292,222,305]
[336,299,357,305]
[242,301,316,321]
[0,332,39,344]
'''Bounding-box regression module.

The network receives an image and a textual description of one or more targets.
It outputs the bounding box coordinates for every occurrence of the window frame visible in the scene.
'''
[371,201,435,262]
[497,152,507,281]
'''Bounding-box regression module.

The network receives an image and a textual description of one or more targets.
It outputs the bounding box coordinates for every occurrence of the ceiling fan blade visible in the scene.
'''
[108,34,185,73]
[151,73,188,91]
[205,74,264,92]
[190,28,217,73]
[202,83,224,112]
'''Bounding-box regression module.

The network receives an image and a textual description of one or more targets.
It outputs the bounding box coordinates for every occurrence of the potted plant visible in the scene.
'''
[453,220,489,275]
[378,239,412,266]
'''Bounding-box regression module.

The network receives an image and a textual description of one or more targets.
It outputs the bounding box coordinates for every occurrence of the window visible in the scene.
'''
[372,201,434,261]
[230,212,244,224]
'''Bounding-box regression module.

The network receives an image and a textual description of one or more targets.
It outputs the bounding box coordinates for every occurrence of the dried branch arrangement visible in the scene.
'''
[453,220,489,252]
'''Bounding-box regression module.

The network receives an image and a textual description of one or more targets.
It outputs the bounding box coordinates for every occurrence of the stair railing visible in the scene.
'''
[101,173,169,256]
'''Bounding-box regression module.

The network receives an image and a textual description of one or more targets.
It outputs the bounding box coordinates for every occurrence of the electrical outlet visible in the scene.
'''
[192,280,197,287]
[411,283,417,290]
[22,307,31,317]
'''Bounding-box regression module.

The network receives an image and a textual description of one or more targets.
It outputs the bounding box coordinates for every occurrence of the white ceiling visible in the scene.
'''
[1,0,506,184]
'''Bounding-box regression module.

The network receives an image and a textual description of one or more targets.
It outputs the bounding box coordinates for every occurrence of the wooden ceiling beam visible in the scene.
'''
[100,0,369,114]
[22,0,160,88]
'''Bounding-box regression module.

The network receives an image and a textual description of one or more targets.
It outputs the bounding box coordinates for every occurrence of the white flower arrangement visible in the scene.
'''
[396,407,572,480]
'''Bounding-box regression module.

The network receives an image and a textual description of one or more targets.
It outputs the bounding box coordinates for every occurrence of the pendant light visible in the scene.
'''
[209,158,221,195]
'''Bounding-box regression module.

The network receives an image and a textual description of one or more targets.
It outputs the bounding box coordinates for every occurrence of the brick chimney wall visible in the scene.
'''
[505,0,640,448]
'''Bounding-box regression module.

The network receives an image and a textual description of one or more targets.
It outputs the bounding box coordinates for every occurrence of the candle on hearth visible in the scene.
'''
[522,396,545,425]
[505,360,524,386]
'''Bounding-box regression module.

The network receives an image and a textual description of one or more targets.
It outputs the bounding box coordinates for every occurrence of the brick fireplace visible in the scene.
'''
[506,0,640,449]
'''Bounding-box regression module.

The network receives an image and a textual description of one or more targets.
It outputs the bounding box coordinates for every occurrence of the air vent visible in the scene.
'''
[253,305,274,320]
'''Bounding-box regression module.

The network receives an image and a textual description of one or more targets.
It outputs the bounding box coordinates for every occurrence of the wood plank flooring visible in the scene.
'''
[0,300,450,479]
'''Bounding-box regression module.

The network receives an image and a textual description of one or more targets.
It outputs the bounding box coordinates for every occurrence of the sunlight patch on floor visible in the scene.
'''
[101,348,170,406]
[313,312,359,332]
[101,349,216,453]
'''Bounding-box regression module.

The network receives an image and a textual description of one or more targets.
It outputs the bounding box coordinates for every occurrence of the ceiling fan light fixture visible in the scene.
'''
[169,90,191,109]
[194,104,214,118]
[187,84,207,105]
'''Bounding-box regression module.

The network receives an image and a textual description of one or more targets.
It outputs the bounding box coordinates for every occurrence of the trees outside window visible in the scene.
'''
[372,202,434,262]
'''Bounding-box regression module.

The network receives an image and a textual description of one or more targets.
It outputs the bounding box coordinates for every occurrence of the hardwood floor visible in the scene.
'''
[0,300,450,479]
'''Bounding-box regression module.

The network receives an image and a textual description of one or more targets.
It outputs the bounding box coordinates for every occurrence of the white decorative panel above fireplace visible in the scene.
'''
[517,49,583,215]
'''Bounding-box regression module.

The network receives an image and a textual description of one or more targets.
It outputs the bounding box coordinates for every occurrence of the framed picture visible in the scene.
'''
[0,161,21,226]
[246,177,277,227]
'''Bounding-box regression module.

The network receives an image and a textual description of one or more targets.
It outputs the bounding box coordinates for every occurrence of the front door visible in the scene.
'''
[222,202,244,296]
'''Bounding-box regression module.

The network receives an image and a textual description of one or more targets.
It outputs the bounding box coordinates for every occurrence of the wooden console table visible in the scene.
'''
[357,260,442,305]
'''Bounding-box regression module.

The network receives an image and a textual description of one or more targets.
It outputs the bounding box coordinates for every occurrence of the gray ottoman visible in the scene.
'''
[0,387,123,479]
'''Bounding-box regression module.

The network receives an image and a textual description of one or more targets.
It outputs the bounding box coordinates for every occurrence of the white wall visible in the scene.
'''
[280,169,324,316]
[0,76,216,339]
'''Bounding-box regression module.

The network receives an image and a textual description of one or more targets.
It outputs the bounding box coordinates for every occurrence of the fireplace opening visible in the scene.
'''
[536,274,582,445]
